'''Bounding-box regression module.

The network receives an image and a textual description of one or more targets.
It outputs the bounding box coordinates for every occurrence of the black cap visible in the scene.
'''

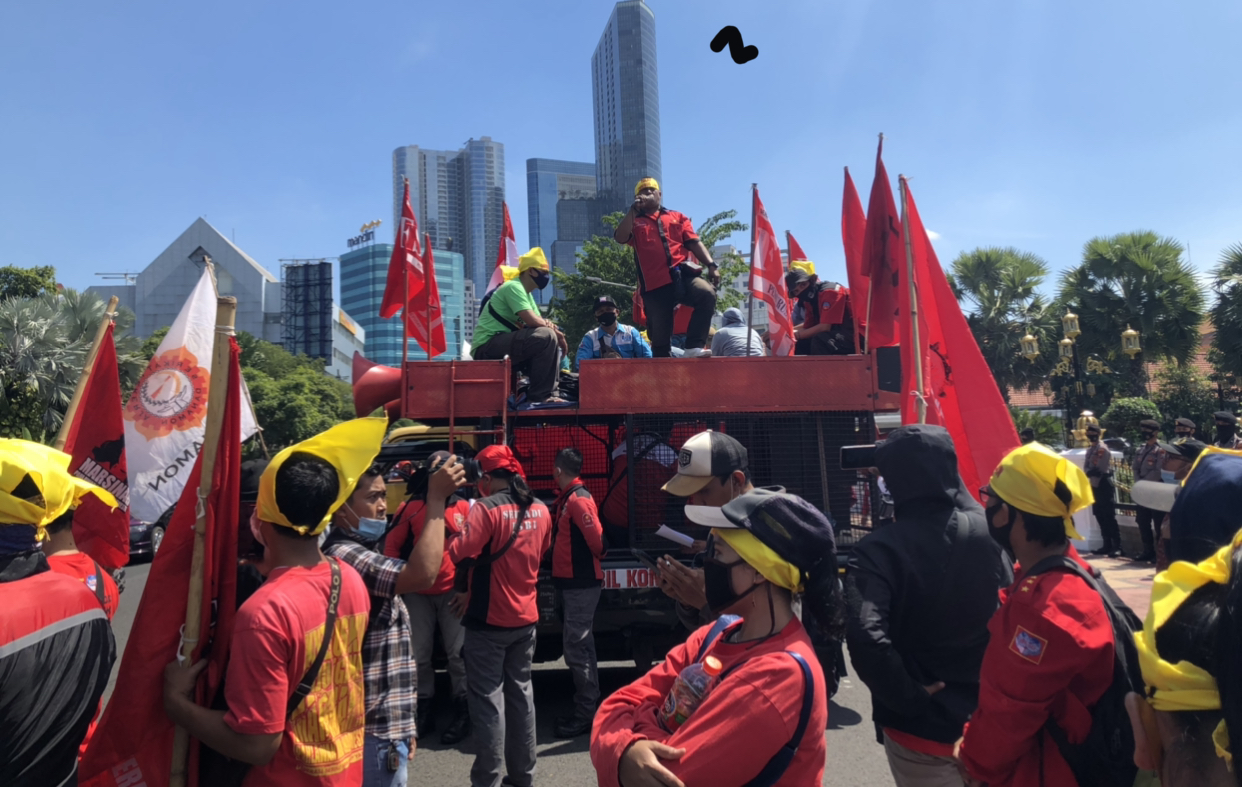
[1085,424,1101,434]
[685,488,837,574]
[785,269,812,291]
[662,430,748,497]
[1176,440,1208,463]
[1176,417,1197,429]
[593,294,617,310]
[1020,427,1036,437]
[1158,440,1183,457]
[240,459,270,504]
[1215,411,1238,426]
[1140,419,1161,431]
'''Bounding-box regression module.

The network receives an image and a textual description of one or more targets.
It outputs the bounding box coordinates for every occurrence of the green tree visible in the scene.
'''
[1009,407,1066,449]
[948,247,1059,402]
[1100,397,1162,445]
[1209,243,1242,382]
[141,326,170,360]
[694,210,749,313]
[0,265,56,300]
[1150,363,1218,439]
[1058,231,1205,396]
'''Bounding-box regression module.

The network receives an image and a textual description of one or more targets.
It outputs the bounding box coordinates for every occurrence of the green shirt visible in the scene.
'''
[472,280,539,357]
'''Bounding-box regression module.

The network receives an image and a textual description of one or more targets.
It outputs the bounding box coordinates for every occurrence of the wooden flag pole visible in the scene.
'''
[53,295,120,451]
[747,183,758,356]
[401,177,412,365]
[169,295,238,787]
[898,176,926,425]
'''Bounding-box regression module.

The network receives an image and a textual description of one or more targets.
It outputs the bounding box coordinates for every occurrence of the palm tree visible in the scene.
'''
[1210,243,1242,381]
[948,247,1059,401]
[1058,231,1205,396]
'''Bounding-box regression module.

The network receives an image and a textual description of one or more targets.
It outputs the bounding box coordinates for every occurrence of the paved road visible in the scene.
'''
[104,561,894,785]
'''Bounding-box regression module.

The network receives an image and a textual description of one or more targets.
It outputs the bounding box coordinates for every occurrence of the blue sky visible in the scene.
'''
[2,0,1239,298]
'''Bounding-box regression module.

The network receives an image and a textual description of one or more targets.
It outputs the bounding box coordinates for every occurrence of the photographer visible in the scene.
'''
[613,178,717,358]
[384,451,474,744]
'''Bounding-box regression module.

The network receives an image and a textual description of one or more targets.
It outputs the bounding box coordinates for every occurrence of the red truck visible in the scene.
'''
[356,348,902,669]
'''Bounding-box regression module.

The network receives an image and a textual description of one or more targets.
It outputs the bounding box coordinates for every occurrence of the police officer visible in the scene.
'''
[956,443,1116,787]
[1084,424,1121,557]
[1173,417,1197,443]
[1131,419,1167,562]
[575,295,651,367]
[1213,411,1242,449]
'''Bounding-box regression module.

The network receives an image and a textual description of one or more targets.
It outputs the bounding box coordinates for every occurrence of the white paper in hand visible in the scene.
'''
[655,525,696,548]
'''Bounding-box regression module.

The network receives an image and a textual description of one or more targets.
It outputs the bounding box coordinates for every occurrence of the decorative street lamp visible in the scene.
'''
[1020,332,1041,362]
[1061,310,1081,340]
[1122,325,1142,358]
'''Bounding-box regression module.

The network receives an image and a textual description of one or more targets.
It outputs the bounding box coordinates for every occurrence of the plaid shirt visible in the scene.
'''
[324,536,416,741]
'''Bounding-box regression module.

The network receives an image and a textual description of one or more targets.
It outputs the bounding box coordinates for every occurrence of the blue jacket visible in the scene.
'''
[576,324,652,368]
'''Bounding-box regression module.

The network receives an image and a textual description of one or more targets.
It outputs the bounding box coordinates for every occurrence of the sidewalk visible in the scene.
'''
[1085,554,1156,619]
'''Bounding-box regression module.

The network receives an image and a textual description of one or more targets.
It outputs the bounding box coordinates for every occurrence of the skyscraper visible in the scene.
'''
[392,137,505,299]
[526,158,597,251]
[591,0,661,206]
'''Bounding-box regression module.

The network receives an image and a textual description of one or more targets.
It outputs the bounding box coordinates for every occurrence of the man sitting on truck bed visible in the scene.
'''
[785,265,855,356]
[472,247,569,405]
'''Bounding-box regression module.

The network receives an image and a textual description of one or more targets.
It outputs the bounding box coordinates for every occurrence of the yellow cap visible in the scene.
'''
[257,418,388,535]
[989,442,1094,540]
[0,439,118,538]
[518,248,549,273]
[635,177,660,196]
[715,528,803,593]
[789,260,816,276]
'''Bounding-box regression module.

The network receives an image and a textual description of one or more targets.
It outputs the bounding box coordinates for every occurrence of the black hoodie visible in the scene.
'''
[845,425,1012,744]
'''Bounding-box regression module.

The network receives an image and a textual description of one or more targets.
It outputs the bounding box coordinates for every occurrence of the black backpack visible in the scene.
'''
[1024,555,1142,787]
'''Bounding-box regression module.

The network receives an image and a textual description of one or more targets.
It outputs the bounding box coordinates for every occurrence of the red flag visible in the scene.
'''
[786,231,809,263]
[81,339,243,787]
[62,323,130,570]
[859,139,902,348]
[380,178,424,319]
[898,178,1019,499]
[750,188,796,356]
[841,167,870,344]
[486,202,519,296]
[408,233,447,358]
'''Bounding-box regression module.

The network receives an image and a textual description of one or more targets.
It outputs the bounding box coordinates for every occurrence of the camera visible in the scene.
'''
[401,453,482,499]
[840,443,880,470]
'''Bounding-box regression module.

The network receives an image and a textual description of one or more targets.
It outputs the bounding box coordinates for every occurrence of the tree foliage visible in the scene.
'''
[1151,363,1219,440]
[694,210,749,313]
[0,265,57,300]
[1100,397,1162,445]
[1058,231,1205,396]
[949,247,1059,402]
[1210,243,1242,382]
[1009,407,1065,449]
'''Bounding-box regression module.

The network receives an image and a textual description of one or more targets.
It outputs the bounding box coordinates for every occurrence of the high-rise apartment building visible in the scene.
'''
[392,138,505,300]
[527,159,597,251]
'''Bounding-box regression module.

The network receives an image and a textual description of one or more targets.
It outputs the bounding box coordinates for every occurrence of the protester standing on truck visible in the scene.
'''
[844,425,1010,787]
[383,451,474,745]
[472,247,569,405]
[614,178,718,358]
[448,445,553,787]
[548,447,609,738]
[591,489,838,787]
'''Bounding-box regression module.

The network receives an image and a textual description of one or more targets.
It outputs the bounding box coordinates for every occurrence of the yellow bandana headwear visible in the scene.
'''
[989,442,1094,540]
[789,260,816,276]
[517,248,549,273]
[635,177,660,196]
[500,266,522,283]
[257,418,387,535]
[0,439,118,540]
[714,528,804,593]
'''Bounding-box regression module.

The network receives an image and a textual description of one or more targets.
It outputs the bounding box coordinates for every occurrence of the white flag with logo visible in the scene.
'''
[125,266,259,522]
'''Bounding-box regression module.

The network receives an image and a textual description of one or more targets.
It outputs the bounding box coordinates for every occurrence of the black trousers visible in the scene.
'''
[1092,482,1121,546]
[1135,505,1163,550]
[643,276,716,357]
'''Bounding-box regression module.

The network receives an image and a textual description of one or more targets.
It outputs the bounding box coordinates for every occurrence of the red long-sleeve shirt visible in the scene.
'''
[383,498,470,595]
[958,546,1114,787]
[448,490,551,629]
[551,479,606,588]
[591,617,827,787]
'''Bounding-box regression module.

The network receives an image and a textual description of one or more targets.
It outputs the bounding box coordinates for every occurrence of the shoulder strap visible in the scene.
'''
[740,651,816,787]
[473,500,531,567]
[287,558,342,718]
[487,299,520,332]
[90,559,107,608]
[694,614,741,662]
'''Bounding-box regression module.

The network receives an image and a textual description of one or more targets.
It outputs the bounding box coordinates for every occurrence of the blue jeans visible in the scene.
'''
[362,733,409,787]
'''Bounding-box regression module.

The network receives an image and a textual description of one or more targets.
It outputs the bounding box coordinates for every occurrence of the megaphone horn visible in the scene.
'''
[352,352,402,418]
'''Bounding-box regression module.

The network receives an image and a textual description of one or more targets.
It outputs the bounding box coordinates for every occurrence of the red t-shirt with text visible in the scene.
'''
[224,560,371,787]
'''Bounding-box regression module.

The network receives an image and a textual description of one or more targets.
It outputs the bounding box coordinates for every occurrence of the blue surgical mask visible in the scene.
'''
[1161,470,1176,484]
[355,515,387,541]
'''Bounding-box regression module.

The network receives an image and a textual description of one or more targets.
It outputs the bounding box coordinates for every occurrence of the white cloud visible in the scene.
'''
[927,230,942,241]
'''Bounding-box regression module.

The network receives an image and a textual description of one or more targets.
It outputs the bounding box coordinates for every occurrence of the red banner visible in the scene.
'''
[750,188,795,356]
[860,139,902,348]
[841,167,870,345]
[898,179,1019,498]
[80,339,243,787]
[381,179,424,318]
[62,323,130,570]
[786,231,808,263]
[408,234,448,358]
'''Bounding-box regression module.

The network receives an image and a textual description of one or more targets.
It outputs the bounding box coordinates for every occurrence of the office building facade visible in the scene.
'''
[592,0,661,206]
[526,158,597,252]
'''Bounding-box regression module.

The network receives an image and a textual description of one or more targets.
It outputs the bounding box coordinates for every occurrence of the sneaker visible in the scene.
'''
[440,697,472,745]
[682,348,712,358]
[554,714,594,739]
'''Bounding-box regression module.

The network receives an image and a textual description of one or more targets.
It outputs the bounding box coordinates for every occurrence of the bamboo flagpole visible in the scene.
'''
[747,183,758,356]
[863,135,883,354]
[169,295,238,787]
[898,176,926,425]
[53,295,120,450]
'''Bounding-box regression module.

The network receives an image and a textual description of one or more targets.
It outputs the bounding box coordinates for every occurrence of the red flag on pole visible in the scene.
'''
[408,233,448,358]
[841,167,870,344]
[380,178,424,318]
[786,231,809,263]
[486,202,519,296]
[860,138,902,348]
[897,177,1019,498]
[62,322,130,570]
[750,188,796,356]
[80,339,243,787]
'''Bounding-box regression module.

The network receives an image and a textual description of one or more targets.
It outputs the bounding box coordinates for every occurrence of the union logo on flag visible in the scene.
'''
[124,347,210,440]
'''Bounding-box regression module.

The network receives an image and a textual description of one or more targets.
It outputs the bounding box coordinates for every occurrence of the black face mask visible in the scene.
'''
[1141,430,1156,441]
[703,559,761,615]
[986,499,1015,556]
[530,271,550,290]
[1217,424,1236,442]
[798,286,817,303]
[1088,434,1100,443]
[597,313,617,327]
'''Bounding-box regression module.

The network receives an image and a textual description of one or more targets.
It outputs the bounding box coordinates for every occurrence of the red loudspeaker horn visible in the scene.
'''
[352,352,402,418]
